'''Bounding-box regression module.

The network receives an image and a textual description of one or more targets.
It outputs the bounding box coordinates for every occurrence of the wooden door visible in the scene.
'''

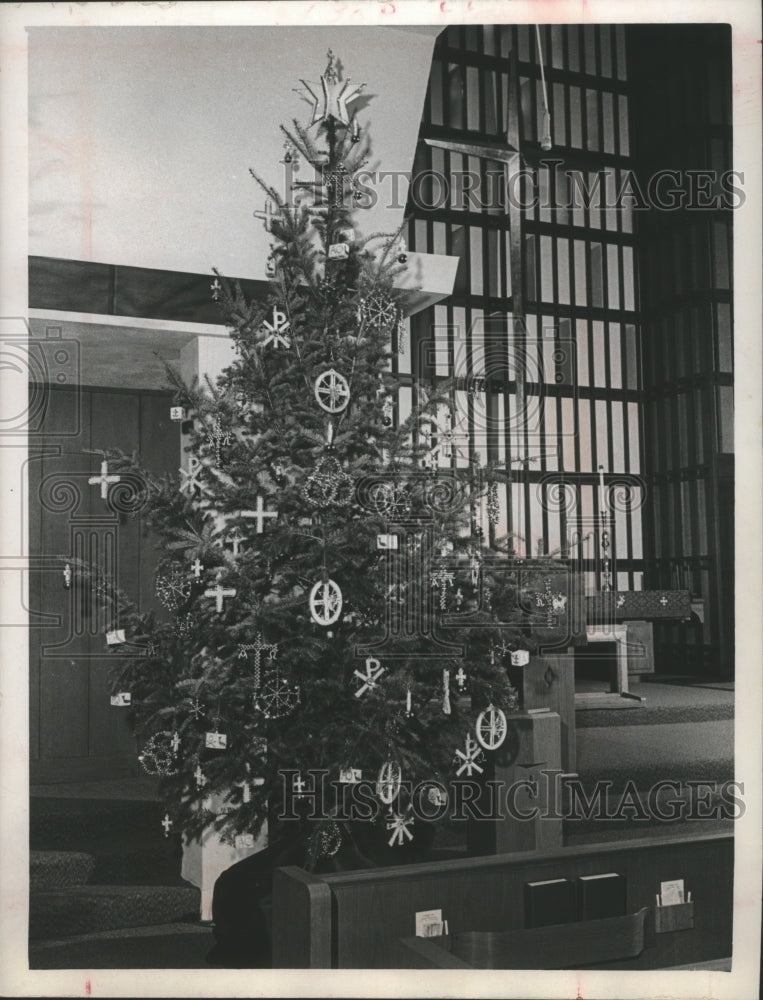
[29,385,177,782]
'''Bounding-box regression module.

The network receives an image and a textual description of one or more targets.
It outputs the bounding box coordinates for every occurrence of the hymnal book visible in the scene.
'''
[524,878,576,928]
[577,873,627,920]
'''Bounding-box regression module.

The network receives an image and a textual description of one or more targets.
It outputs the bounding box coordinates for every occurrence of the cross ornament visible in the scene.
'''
[204,573,237,614]
[226,529,244,558]
[194,765,207,788]
[250,495,277,533]
[88,460,121,500]
[293,774,307,796]
[191,557,203,579]
[179,456,207,497]
[238,633,276,687]
[659,596,669,606]
[455,666,467,690]
[161,813,173,837]
[210,278,222,300]
[253,198,277,231]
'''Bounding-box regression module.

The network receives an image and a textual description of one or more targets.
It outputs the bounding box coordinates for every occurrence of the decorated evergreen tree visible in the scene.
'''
[83,50,565,866]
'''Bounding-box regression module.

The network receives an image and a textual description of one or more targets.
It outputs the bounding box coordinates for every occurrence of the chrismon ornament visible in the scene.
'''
[314,368,350,413]
[353,657,385,698]
[309,577,343,626]
[300,49,365,127]
[475,704,508,751]
[138,731,180,776]
[454,733,485,777]
[386,807,415,847]
[303,454,354,508]
[376,761,402,805]
[260,306,291,349]
[255,666,300,719]
[155,568,192,612]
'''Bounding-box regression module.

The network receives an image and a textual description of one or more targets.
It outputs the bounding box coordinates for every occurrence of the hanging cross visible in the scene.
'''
[191,557,203,579]
[194,764,207,788]
[248,495,277,534]
[170,731,181,754]
[659,596,669,606]
[430,567,455,610]
[239,633,276,687]
[253,198,277,231]
[235,776,252,804]
[455,666,467,689]
[161,814,173,837]
[204,574,237,613]
[226,529,244,558]
[88,460,121,500]
[208,417,232,466]
[293,774,306,796]
[353,657,385,698]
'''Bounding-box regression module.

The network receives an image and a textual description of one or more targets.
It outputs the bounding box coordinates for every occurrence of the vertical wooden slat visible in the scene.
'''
[87,389,141,757]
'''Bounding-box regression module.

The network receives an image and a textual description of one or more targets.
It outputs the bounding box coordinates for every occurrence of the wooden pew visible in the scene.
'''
[272,829,732,969]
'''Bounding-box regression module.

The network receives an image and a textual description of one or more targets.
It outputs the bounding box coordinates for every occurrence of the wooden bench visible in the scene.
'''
[272,829,732,969]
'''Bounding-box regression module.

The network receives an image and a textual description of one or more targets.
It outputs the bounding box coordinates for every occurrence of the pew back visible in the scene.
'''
[272,829,732,969]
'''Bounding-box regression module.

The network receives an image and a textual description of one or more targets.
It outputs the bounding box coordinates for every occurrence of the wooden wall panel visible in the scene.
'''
[30,385,174,782]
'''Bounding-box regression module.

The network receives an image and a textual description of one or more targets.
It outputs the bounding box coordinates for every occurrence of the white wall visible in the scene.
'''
[28,25,439,278]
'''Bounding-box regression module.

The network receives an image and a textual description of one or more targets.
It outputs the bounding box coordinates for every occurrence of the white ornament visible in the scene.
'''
[110,692,131,707]
[475,704,508,751]
[253,198,277,231]
[455,734,484,777]
[106,629,126,646]
[161,813,173,837]
[261,306,291,348]
[309,578,343,626]
[170,406,185,421]
[179,456,207,497]
[190,557,203,579]
[339,767,362,783]
[455,666,467,690]
[442,669,451,715]
[249,495,277,533]
[376,534,399,550]
[235,833,256,850]
[353,657,385,698]
[377,762,402,805]
[203,574,237,614]
[510,649,530,667]
[88,459,121,501]
[63,563,72,589]
[386,809,414,847]
[314,369,350,413]
[328,242,350,260]
[205,731,228,750]
[194,765,207,788]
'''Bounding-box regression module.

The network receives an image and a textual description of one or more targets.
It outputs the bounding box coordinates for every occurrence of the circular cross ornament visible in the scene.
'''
[314,368,350,413]
[475,704,508,751]
[309,578,343,626]
[376,761,403,805]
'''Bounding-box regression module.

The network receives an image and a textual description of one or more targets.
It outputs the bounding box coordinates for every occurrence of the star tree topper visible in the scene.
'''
[300,50,365,127]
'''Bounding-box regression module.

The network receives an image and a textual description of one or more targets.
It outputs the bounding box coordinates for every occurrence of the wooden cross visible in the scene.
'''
[204,574,237,613]
[88,460,121,500]
[161,813,173,836]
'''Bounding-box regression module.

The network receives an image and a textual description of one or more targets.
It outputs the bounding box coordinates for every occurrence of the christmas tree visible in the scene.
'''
[89,50,543,866]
